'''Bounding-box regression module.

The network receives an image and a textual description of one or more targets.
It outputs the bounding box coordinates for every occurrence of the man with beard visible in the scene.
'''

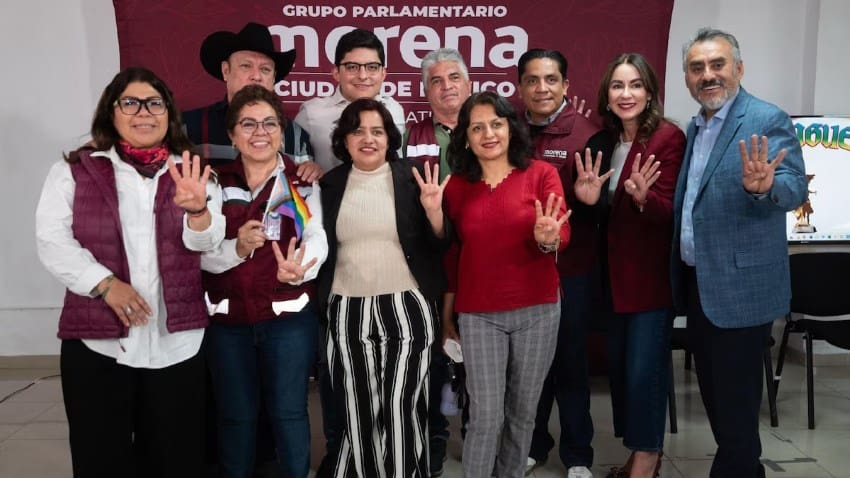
[672,27,806,478]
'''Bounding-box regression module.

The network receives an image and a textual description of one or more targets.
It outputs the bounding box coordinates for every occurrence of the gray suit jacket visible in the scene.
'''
[671,88,807,328]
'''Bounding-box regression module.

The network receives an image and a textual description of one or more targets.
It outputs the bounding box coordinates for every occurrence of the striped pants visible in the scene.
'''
[459,301,560,478]
[327,289,436,478]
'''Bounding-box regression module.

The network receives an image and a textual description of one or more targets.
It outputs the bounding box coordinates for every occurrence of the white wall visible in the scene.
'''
[1,0,848,355]
[0,0,118,354]
[663,0,822,125]
[813,0,850,115]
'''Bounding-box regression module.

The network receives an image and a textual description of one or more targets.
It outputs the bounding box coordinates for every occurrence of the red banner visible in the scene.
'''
[114,1,674,125]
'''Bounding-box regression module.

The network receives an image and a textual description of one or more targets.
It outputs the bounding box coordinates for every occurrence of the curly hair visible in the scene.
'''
[447,91,531,182]
[596,53,664,143]
[66,66,191,163]
[331,98,401,165]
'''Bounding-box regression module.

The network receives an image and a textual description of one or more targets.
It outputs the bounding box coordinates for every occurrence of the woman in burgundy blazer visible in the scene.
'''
[575,53,684,478]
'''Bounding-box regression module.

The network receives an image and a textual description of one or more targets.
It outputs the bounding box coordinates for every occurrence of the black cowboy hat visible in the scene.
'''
[200,22,296,82]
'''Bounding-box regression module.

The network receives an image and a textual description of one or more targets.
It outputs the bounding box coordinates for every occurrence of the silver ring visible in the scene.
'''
[125,306,133,314]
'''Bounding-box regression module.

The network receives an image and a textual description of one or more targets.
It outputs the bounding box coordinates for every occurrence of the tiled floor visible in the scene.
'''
[0,351,848,477]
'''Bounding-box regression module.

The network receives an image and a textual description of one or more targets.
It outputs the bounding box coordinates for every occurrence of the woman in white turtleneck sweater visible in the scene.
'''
[317,98,451,478]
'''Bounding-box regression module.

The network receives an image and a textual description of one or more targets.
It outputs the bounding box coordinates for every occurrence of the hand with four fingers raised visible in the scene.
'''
[168,151,212,230]
[740,134,786,194]
[623,153,661,205]
[412,162,451,237]
[533,192,571,247]
[574,148,615,205]
[168,151,210,212]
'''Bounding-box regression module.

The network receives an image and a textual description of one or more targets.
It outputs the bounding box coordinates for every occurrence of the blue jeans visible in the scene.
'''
[607,307,672,451]
[529,274,594,468]
[207,308,318,478]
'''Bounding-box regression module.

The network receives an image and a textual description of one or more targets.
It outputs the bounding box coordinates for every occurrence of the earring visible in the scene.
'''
[646,99,651,111]
[465,142,469,149]
[606,104,611,111]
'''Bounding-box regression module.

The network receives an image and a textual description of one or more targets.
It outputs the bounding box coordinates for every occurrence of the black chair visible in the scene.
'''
[667,324,689,434]
[774,252,850,429]
[668,318,779,433]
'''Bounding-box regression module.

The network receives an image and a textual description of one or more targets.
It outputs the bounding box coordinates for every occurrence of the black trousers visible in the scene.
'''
[60,339,206,478]
[686,267,769,478]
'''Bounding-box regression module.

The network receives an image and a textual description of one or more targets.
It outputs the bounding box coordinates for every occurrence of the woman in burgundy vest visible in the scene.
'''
[35,67,224,477]
[200,85,328,478]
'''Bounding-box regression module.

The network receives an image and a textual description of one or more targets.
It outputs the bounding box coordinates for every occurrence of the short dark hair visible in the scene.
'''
[334,28,385,65]
[67,66,191,162]
[331,98,401,164]
[448,92,531,182]
[517,49,568,82]
[596,53,664,143]
[225,84,285,133]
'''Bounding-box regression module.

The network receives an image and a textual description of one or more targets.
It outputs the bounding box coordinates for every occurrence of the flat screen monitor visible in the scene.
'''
[787,116,850,244]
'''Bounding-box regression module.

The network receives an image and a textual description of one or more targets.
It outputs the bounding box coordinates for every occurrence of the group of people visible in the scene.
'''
[36,20,806,478]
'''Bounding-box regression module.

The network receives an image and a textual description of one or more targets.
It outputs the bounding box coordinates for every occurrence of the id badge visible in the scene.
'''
[263,212,282,240]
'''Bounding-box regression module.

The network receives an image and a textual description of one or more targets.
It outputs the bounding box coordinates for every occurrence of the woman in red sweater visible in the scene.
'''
[442,91,570,478]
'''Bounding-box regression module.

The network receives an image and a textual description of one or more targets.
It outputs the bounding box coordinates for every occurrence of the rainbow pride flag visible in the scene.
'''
[264,170,312,240]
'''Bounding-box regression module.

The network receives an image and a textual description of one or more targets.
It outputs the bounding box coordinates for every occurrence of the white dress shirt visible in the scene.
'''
[295,88,406,172]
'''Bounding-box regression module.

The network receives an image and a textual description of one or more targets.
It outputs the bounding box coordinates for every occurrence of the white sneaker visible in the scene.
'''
[525,457,538,476]
[567,465,593,478]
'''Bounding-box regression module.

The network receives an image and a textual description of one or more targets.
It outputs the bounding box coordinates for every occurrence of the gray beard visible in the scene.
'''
[698,85,739,113]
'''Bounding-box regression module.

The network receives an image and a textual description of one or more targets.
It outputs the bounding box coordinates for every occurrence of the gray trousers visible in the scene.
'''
[459,300,560,478]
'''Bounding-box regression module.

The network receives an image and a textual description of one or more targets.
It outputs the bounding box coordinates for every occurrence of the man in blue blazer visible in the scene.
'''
[672,28,807,477]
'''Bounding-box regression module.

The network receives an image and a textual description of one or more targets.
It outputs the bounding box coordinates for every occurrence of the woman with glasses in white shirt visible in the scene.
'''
[36,66,224,477]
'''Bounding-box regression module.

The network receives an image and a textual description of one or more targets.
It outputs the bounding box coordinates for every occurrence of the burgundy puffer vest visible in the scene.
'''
[58,151,208,339]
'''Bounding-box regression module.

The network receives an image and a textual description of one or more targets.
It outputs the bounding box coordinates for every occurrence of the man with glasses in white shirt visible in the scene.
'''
[295,28,405,173]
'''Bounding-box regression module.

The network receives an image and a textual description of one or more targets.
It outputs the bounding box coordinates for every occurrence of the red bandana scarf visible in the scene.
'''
[117,140,170,178]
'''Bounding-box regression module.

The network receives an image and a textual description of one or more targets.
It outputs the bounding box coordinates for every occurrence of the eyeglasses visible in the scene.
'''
[338,62,383,75]
[237,117,281,135]
[114,96,167,115]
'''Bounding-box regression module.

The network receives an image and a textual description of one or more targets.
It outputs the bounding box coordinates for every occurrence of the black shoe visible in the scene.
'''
[430,454,447,477]
[316,455,333,478]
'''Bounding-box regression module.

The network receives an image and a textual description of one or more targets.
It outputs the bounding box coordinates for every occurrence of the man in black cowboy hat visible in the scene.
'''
[184,22,322,182]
